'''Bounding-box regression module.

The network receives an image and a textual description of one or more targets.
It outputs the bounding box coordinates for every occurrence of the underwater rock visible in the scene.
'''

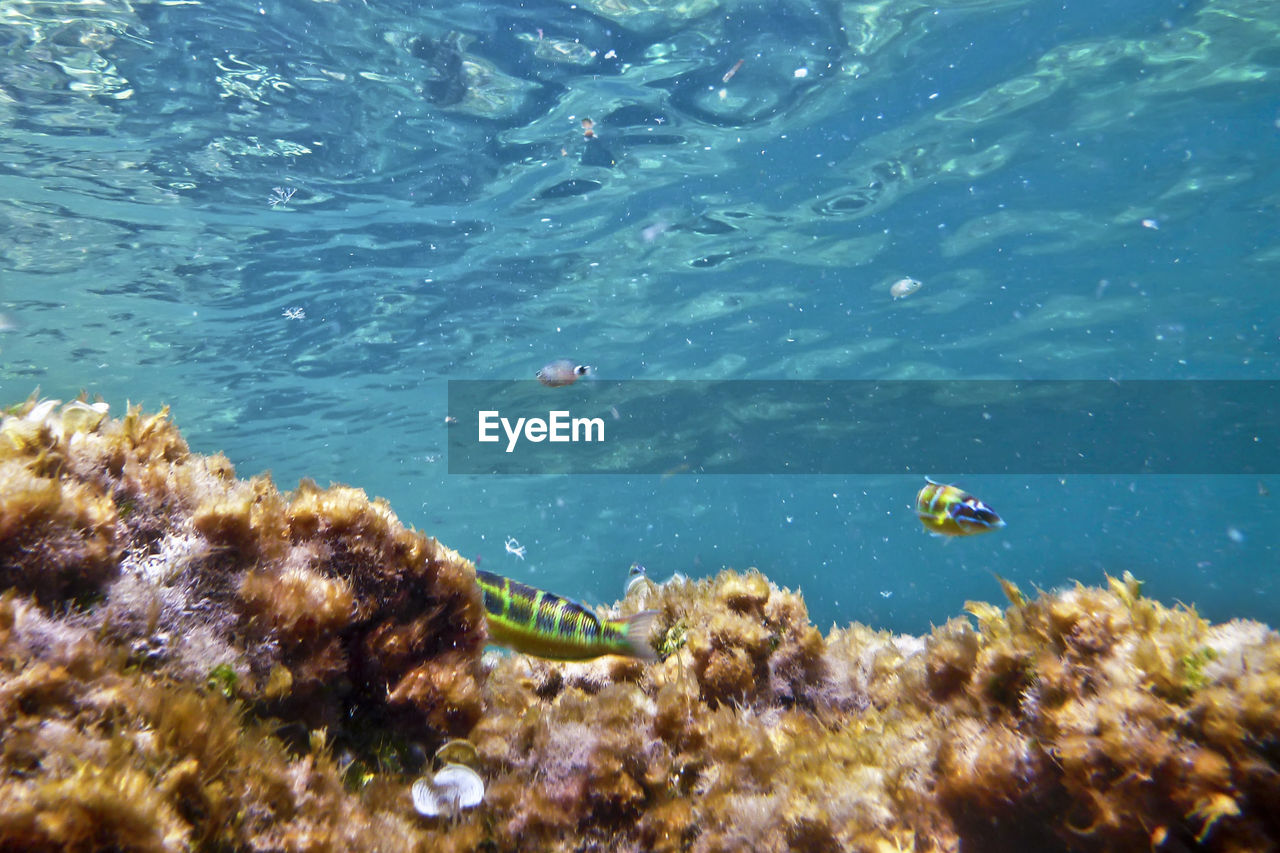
[1,395,1278,851]
[0,400,123,606]
[0,395,487,848]
[469,574,1280,852]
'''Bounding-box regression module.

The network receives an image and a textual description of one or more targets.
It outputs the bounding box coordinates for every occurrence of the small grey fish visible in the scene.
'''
[536,359,590,387]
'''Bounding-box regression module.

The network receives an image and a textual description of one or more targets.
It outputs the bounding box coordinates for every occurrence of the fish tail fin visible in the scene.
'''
[621,609,660,661]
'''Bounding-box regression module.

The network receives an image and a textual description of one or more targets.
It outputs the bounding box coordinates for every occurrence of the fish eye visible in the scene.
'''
[574,365,590,376]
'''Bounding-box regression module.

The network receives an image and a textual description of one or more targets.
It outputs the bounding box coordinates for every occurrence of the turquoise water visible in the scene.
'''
[2,0,1277,633]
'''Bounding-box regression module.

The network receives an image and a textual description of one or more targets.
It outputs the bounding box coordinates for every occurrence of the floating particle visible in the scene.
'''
[890,277,922,300]
[267,186,296,208]
[1141,218,1159,229]
[1227,527,1245,544]
[641,220,670,242]
[722,59,745,83]
[412,763,485,817]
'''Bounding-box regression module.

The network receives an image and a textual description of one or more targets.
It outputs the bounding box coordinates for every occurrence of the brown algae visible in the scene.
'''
[0,396,1277,851]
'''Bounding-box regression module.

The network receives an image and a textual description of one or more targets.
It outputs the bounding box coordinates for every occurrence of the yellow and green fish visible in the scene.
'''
[915,479,1005,537]
[476,569,658,661]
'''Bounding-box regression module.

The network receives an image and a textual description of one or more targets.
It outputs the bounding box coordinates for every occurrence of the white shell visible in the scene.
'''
[410,777,441,816]
[411,763,485,816]
[27,399,61,422]
[433,738,479,769]
[60,400,109,434]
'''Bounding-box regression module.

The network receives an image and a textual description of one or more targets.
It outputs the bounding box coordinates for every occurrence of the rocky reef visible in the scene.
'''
[0,396,484,849]
[0,396,1277,852]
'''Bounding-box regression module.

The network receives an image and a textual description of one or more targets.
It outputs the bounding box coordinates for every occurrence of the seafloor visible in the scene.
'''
[0,396,1276,852]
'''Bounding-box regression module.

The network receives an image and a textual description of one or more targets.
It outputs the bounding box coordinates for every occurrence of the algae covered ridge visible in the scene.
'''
[1,397,1277,852]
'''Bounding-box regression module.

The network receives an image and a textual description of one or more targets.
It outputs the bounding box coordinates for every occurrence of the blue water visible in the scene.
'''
[2,0,1277,633]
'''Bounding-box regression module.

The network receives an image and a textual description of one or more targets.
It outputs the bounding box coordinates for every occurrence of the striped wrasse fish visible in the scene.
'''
[915,479,1005,537]
[476,569,658,661]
